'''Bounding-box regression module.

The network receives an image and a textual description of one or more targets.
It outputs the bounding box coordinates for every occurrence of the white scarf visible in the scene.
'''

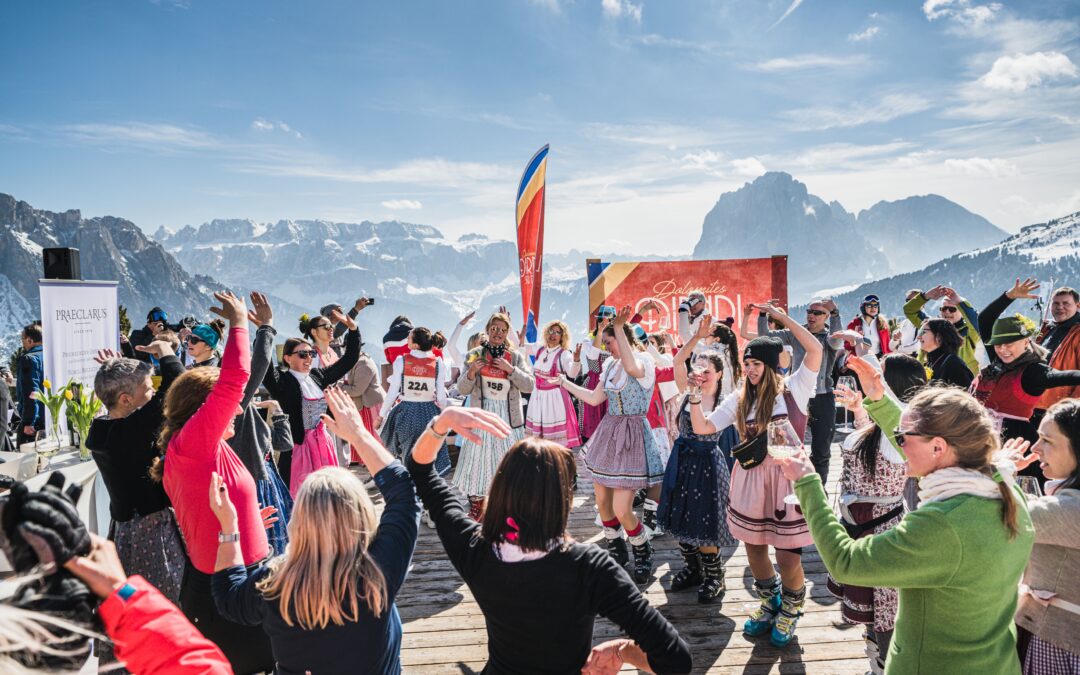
[917,462,1015,505]
[289,369,324,400]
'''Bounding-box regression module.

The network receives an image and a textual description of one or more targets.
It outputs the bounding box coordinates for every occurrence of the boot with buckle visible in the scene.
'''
[744,575,782,636]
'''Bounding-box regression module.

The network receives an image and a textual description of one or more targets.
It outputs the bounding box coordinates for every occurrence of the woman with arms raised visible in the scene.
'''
[779,356,1034,674]
[212,387,419,675]
[404,406,692,675]
[157,290,275,674]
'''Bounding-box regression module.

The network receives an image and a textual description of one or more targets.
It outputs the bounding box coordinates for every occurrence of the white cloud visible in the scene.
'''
[239,157,514,189]
[923,0,1001,28]
[784,93,932,130]
[251,118,303,139]
[681,150,725,171]
[943,157,1020,177]
[751,54,865,72]
[60,122,219,151]
[381,199,423,210]
[770,0,805,30]
[731,157,767,178]
[978,51,1078,92]
[847,26,880,42]
[601,0,642,23]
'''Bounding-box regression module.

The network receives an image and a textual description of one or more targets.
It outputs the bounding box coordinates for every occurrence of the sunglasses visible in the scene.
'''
[290,350,316,359]
[312,323,332,331]
[940,306,959,314]
[806,309,827,316]
[488,326,509,335]
[892,426,928,447]
[865,303,880,309]
[185,335,204,346]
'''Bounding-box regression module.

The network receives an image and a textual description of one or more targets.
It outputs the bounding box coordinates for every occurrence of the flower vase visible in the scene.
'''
[78,434,92,461]
[50,424,63,454]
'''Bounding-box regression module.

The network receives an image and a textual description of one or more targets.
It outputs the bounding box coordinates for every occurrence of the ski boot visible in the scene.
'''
[697,551,725,604]
[770,586,806,648]
[669,542,702,592]
[633,488,647,508]
[631,539,654,585]
[642,498,663,537]
[467,498,484,522]
[602,522,630,567]
[744,575,782,636]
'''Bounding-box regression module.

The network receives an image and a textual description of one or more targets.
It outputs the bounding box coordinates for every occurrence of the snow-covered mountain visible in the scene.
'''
[693,172,1007,299]
[821,210,1080,320]
[0,193,226,359]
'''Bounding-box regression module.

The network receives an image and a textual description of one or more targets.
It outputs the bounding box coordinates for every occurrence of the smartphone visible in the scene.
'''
[366,297,375,305]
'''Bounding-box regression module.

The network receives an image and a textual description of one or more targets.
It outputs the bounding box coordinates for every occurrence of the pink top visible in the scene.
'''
[163,325,269,574]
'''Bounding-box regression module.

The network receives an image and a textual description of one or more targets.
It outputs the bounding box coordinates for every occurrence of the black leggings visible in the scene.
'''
[180,564,274,675]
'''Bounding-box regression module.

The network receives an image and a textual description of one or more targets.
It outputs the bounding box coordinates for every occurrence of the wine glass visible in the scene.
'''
[689,365,705,397]
[767,419,804,505]
[835,376,858,432]
[34,429,57,473]
[1016,476,1043,498]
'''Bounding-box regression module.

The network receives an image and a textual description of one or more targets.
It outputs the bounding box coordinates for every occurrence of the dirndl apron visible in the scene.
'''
[525,347,582,448]
[289,395,339,497]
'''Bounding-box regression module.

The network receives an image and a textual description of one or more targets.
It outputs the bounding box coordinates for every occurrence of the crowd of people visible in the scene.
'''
[1,278,1078,674]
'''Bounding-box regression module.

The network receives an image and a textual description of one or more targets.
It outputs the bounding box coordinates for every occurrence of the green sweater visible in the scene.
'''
[795,398,1035,675]
[904,293,982,376]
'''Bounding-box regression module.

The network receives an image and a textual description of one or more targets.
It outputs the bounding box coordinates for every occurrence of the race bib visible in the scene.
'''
[402,355,437,403]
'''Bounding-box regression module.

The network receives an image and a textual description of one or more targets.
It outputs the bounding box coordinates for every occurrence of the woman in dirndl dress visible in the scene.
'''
[455,312,533,520]
[525,320,582,448]
[659,315,737,603]
[577,305,617,441]
[554,306,664,585]
[689,302,822,648]
[830,348,927,674]
[262,309,360,495]
[379,326,451,475]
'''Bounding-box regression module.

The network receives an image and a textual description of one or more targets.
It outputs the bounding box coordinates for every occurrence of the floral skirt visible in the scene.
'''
[111,508,186,604]
[658,436,737,547]
[454,398,524,497]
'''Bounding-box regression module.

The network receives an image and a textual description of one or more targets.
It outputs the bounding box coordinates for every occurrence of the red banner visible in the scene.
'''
[586,256,788,339]
[517,145,549,343]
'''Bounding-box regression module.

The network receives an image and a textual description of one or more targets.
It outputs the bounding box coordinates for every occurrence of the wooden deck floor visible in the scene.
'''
[362,449,866,674]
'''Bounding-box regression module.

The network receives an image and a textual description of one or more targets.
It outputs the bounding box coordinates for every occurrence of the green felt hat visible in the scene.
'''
[986,316,1035,346]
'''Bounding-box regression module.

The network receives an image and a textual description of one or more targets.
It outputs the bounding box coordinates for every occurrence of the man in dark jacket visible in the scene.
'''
[126,307,169,364]
[15,323,45,446]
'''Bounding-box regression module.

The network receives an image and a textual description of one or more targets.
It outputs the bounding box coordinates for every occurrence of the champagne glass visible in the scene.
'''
[34,429,57,473]
[689,364,705,397]
[767,419,803,505]
[1016,476,1043,498]
[836,375,858,432]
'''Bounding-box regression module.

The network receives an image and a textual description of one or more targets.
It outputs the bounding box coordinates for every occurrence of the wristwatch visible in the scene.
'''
[218,532,241,544]
[425,417,449,440]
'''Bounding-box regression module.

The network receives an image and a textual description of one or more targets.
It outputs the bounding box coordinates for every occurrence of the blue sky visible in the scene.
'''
[2,0,1079,254]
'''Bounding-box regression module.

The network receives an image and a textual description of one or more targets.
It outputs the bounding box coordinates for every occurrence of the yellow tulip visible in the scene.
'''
[43,379,52,390]
[64,389,74,400]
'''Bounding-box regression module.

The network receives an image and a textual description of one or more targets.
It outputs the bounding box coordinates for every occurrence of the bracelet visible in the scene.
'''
[218,532,240,544]
[688,396,702,405]
[425,417,449,440]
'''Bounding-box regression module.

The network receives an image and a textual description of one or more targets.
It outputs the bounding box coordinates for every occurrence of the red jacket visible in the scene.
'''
[99,575,232,674]
[846,316,892,357]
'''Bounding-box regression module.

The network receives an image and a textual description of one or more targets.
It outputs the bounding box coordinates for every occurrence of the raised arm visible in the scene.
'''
[613,305,644,379]
[171,293,251,457]
[759,303,822,374]
[318,312,360,387]
[674,314,711,391]
[323,387,396,474]
[740,304,759,340]
[241,292,276,410]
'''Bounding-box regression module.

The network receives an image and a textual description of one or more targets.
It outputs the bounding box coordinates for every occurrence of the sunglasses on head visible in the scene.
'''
[806,309,827,316]
[290,350,316,359]
[865,302,880,308]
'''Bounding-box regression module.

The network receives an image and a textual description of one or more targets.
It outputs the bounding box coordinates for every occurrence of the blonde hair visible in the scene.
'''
[735,368,784,439]
[541,320,570,350]
[257,467,388,628]
[906,388,1020,539]
[486,312,512,335]
[0,601,104,673]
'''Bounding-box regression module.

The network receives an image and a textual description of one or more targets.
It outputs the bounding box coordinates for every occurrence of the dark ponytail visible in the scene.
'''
[410,327,445,352]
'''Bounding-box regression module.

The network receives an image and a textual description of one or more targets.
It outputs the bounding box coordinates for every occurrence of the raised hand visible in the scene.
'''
[613,304,633,327]
[93,348,122,364]
[833,382,863,412]
[260,506,279,530]
[209,291,248,326]
[330,307,357,331]
[829,330,864,346]
[247,291,273,327]
[354,297,372,312]
[821,297,837,313]
[209,472,238,530]
[1001,437,1039,470]
[943,287,963,304]
[847,357,885,401]
[775,447,816,482]
[695,313,714,340]
[639,299,660,314]
[923,285,948,301]
[431,407,512,445]
[1006,278,1041,301]
[135,340,174,360]
[459,310,476,326]
[573,343,582,361]
[320,386,372,446]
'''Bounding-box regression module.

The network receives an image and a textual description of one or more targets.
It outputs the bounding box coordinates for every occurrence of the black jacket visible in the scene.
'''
[263,329,361,446]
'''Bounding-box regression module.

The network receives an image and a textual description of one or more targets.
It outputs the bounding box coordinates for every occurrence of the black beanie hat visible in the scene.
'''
[744,336,783,371]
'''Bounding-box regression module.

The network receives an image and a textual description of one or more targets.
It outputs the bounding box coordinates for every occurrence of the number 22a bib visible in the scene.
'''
[402,354,438,403]
[479,356,511,401]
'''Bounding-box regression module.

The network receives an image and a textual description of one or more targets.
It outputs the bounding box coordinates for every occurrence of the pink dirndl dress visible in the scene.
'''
[525,347,582,448]
[289,395,339,497]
